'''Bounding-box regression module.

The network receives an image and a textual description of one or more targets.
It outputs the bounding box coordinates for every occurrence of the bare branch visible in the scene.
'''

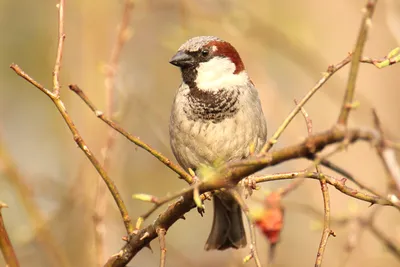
[69,84,194,185]
[260,55,352,153]
[53,0,65,96]
[10,64,134,235]
[95,1,134,264]
[230,190,261,267]
[106,125,400,266]
[0,202,19,267]
[337,0,378,125]
[133,185,198,229]
[372,109,400,193]
[315,171,335,267]
[157,228,167,267]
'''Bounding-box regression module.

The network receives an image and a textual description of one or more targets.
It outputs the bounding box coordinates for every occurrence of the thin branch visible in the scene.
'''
[259,55,352,153]
[157,228,167,267]
[69,84,193,185]
[276,99,313,196]
[315,169,335,267]
[133,185,199,229]
[10,64,134,235]
[53,0,65,96]
[254,171,393,207]
[0,202,19,267]
[260,47,398,154]
[95,1,134,265]
[230,190,261,267]
[367,217,400,260]
[105,0,134,108]
[337,0,378,125]
[372,109,400,193]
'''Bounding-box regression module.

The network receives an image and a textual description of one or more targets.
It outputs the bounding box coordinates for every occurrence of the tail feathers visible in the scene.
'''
[204,193,247,250]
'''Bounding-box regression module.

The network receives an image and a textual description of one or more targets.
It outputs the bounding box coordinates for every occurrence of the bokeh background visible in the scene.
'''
[1,0,400,266]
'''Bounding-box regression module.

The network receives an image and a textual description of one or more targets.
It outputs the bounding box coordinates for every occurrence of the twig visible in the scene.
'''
[259,55,351,153]
[157,228,167,267]
[230,190,261,267]
[276,99,313,196]
[95,1,134,265]
[254,171,393,207]
[133,185,200,229]
[372,109,400,193]
[337,0,378,125]
[0,202,19,267]
[366,216,400,260]
[53,0,65,96]
[315,167,335,267]
[69,84,193,185]
[260,48,398,154]
[0,134,70,266]
[295,99,313,136]
[9,64,134,235]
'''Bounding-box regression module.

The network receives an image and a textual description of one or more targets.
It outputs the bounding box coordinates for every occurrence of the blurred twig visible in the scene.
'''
[289,203,400,263]
[367,215,400,260]
[0,134,69,267]
[95,1,134,265]
[275,99,313,197]
[0,202,19,267]
[69,84,194,185]
[230,190,261,267]
[53,0,65,96]
[372,109,400,194]
[9,64,134,235]
[337,0,377,125]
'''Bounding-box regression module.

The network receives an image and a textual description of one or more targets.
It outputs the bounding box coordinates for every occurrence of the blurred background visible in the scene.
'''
[1,0,400,266]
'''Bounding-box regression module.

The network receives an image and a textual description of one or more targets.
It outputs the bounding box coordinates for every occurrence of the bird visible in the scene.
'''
[169,36,268,250]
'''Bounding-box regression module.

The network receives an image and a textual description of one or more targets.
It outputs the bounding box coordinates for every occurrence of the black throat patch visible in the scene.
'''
[184,85,240,123]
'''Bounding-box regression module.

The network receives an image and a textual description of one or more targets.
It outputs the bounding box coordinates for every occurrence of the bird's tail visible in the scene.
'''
[204,192,247,250]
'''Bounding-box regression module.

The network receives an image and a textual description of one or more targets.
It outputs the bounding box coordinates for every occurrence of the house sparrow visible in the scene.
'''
[169,36,267,250]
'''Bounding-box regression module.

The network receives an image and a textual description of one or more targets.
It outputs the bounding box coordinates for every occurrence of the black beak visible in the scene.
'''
[169,51,194,67]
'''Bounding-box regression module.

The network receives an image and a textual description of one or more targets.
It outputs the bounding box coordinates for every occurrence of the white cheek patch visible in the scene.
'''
[195,57,249,91]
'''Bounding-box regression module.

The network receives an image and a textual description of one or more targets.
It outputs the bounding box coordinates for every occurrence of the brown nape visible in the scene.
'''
[206,40,245,74]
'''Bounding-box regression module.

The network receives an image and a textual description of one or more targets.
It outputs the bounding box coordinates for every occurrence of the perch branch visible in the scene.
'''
[105,125,399,266]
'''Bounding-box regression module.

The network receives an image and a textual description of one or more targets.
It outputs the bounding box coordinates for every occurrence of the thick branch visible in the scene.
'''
[105,125,396,266]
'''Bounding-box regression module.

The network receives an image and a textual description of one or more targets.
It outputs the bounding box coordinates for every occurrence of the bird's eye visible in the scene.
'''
[201,49,209,57]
